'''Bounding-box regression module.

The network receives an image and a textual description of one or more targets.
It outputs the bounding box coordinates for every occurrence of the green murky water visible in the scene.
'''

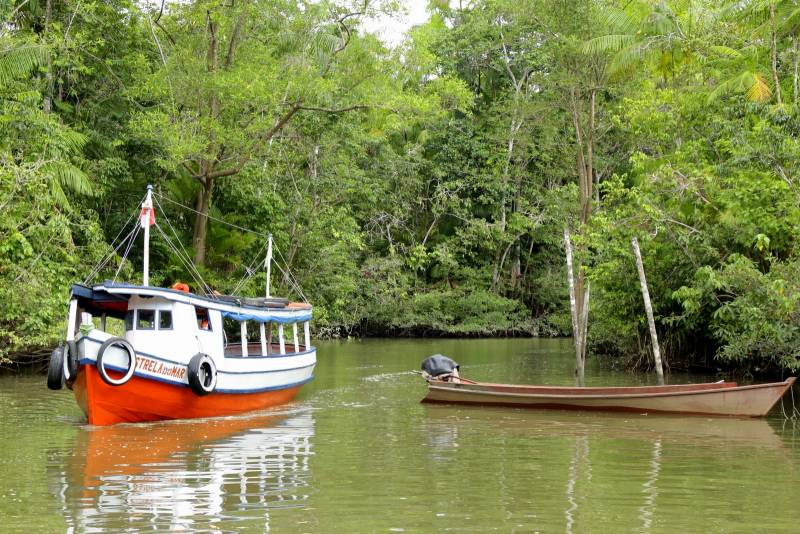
[2,338,800,532]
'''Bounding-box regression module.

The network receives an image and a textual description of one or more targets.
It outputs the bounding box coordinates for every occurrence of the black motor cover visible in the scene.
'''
[421,354,459,377]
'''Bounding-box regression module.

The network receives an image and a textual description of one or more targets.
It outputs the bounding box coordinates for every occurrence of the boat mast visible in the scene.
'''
[265,233,273,298]
[142,185,153,286]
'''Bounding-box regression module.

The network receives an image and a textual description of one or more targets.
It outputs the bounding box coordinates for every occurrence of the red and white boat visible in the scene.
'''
[47,186,315,425]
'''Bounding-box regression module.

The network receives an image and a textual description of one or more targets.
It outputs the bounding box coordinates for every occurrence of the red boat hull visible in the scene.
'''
[73,365,302,426]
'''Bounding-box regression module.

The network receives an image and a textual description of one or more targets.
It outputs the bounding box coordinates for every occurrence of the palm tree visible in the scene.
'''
[705,44,772,102]
[583,1,705,82]
[1,38,94,208]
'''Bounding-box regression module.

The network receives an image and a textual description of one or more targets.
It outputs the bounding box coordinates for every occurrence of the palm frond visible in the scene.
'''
[56,129,88,154]
[777,5,800,35]
[309,31,340,66]
[647,7,680,37]
[708,70,771,103]
[0,43,46,88]
[583,34,635,54]
[709,45,743,59]
[48,180,70,210]
[745,72,771,102]
[608,41,657,76]
[42,161,94,198]
[595,7,639,34]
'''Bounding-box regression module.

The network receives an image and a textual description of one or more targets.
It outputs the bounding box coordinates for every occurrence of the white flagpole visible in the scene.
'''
[265,233,273,298]
[142,185,153,286]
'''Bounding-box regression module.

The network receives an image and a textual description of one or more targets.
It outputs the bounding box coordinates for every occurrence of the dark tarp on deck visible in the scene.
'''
[70,284,129,319]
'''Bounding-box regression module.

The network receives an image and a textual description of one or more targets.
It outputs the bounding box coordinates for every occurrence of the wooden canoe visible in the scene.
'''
[422,377,797,417]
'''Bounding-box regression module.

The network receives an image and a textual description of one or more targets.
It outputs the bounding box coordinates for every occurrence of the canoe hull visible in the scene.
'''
[74,365,304,426]
[423,377,796,417]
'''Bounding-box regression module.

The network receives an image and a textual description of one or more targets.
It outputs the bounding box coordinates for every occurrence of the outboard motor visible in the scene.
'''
[421,354,460,381]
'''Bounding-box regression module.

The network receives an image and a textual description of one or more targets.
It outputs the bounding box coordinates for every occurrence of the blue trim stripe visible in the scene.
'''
[221,311,312,324]
[215,376,314,394]
[97,282,313,319]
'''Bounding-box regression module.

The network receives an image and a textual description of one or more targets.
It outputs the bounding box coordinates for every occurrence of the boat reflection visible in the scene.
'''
[422,404,786,449]
[52,410,315,531]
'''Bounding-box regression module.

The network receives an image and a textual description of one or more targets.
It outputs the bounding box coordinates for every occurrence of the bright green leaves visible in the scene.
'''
[679,255,800,371]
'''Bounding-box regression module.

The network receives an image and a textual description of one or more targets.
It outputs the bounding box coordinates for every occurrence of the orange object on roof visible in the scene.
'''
[171,282,190,293]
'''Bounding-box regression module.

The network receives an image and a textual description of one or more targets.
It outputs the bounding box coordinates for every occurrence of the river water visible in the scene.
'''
[1,338,799,532]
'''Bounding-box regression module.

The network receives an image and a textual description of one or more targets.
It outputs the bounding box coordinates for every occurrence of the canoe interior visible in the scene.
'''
[454,380,739,396]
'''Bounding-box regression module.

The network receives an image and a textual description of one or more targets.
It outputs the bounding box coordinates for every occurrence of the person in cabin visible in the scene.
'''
[171,282,210,330]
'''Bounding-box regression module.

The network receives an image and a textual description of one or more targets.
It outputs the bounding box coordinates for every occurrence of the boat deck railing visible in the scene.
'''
[224,342,313,358]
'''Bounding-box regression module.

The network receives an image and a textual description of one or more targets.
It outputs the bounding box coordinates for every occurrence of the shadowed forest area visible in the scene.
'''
[2,0,800,375]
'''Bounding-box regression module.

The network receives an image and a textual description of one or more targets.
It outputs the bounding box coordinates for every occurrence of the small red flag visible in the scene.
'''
[140,206,155,227]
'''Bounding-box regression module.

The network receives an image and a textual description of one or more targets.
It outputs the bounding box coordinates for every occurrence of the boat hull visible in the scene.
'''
[423,377,796,417]
[74,365,305,426]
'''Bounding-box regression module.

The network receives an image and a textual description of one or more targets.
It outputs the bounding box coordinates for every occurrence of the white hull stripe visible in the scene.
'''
[81,337,315,374]
[78,357,315,376]
[76,357,313,394]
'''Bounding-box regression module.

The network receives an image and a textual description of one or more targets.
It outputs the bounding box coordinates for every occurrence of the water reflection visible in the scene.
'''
[421,404,786,447]
[564,434,590,534]
[420,406,790,533]
[639,438,661,533]
[51,410,315,532]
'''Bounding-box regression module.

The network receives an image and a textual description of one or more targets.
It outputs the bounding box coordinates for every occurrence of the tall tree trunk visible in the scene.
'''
[579,282,590,367]
[567,87,596,386]
[632,237,664,385]
[582,89,595,225]
[771,3,783,105]
[192,13,220,266]
[565,228,586,386]
[43,0,53,113]
[793,34,798,104]
[492,115,521,290]
[510,241,521,291]
[193,178,214,266]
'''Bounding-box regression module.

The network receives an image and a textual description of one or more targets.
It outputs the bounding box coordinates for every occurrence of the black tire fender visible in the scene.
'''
[96,337,137,386]
[63,340,78,387]
[187,353,217,396]
[47,346,65,390]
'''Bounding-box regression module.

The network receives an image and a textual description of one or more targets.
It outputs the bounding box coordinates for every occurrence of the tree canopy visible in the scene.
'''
[2,0,800,376]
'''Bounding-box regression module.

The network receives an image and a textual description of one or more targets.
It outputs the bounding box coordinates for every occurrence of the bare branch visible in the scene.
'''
[296,104,371,113]
[154,0,176,46]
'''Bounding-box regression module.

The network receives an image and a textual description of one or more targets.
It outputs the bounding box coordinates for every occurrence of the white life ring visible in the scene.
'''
[96,337,137,386]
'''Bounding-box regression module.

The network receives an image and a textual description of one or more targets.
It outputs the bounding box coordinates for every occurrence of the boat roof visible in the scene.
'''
[70,282,312,324]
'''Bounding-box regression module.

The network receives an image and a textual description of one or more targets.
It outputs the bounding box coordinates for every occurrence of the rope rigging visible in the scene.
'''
[83,193,147,285]
[84,188,308,302]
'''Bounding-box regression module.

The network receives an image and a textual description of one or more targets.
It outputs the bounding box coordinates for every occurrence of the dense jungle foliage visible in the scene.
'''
[2,0,800,375]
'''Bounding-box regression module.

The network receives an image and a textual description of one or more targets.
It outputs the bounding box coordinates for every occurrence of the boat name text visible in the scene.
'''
[136,357,186,380]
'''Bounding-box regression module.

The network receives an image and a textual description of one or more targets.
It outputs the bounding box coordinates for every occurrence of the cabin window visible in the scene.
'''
[137,309,155,330]
[196,307,211,331]
[124,310,134,331]
[158,310,173,330]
